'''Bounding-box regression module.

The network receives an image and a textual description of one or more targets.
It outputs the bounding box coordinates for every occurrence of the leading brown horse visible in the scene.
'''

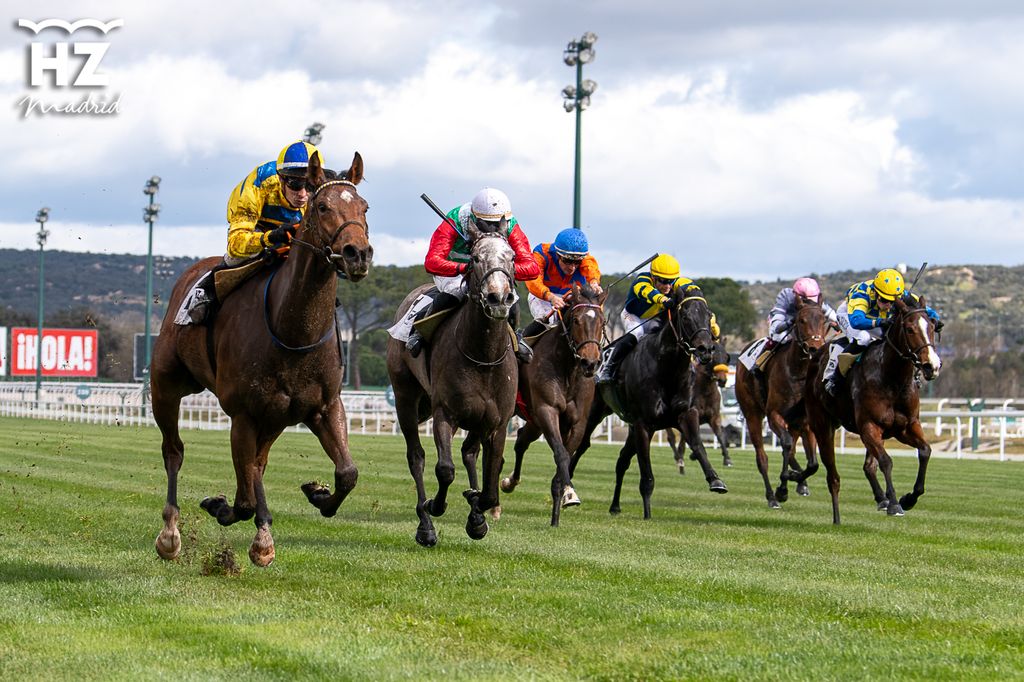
[152,152,372,566]
[735,296,829,508]
[804,295,941,524]
[386,223,518,547]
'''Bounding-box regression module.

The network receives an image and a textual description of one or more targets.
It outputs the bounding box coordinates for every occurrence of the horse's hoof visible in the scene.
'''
[561,486,581,508]
[723,457,733,467]
[248,527,275,567]
[775,486,789,504]
[797,482,810,497]
[415,528,437,547]
[708,479,728,494]
[609,505,621,515]
[154,529,181,560]
[876,499,890,511]
[500,477,519,493]
[768,498,781,509]
[898,493,918,511]
[676,462,685,475]
[424,497,447,517]
[466,515,488,540]
[887,502,905,517]
[200,495,228,519]
[489,505,502,521]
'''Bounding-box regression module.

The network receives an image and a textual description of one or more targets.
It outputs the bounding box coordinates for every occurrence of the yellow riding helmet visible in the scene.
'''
[873,268,905,301]
[650,254,680,280]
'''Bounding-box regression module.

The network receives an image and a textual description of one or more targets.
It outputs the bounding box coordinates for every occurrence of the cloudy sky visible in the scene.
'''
[1,1,1022,281]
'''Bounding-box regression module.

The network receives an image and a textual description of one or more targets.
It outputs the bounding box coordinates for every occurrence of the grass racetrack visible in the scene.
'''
[0,416,1021,680]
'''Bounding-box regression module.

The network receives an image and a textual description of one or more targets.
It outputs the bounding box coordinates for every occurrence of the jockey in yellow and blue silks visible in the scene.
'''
[823,267,941,394]
[225,140,322,266]
[596,254,719,383]
[175,141,322,325]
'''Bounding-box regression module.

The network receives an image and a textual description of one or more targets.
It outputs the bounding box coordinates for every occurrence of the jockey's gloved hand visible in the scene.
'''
[934,319,944,333]
[878,317,892,329]
[265,223,296,246]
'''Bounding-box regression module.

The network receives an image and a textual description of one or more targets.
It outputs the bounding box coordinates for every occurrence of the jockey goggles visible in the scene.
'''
[653,276,675,286]
[558,253,583,265]
[280,176,309,192]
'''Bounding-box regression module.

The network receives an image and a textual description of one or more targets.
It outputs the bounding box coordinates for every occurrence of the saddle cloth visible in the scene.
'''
[738,337,769,371]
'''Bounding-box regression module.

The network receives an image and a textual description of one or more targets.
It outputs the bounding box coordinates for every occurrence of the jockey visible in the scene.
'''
[521,228,603,338]
[595,253,719,383]
[403,187,541,361]
[177,141,321,325]
[751,277,839,376]
[823,267,942,395]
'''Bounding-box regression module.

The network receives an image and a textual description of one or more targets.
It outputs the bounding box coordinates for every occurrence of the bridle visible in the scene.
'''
[465,232,515,310]
[288,179,369,267]
[883,304,937,370]
[555,297,605,362]
[793,302,825,358]
[665,295,713,355]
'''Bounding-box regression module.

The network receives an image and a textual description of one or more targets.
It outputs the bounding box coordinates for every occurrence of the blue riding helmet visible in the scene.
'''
[552,228,589,260]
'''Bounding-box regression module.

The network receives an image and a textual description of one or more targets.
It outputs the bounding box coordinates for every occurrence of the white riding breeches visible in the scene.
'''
[836,301,883,346]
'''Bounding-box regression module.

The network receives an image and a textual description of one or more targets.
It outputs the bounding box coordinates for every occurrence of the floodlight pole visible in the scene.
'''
[34,208,50,405]
[143,177,161,390]
[563,33,597,229]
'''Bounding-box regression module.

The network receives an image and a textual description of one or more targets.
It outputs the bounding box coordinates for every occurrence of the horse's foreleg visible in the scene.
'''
[394,389,434,547]
[248,438,277,567]
[767,410,795,503]
[862,423,903,516]
[200,416,261,527]
[710,416,731,467]
[680,407,727,494]
[807,395,842,524]
[666,428,685,473]
[895,420,931,511]
[461,433,481,492]
[467,428,505,540]
[633,425,656,519]
[861,445,886,510]
[153,388,186,561]
[429,411,457,520]
[746,411,779,508]
[534,406,572,527]
[793,426,817,496]
[610,429,636,515]
[302,398,359,518]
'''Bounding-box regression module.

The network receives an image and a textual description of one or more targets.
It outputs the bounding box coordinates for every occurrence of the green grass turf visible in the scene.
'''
[0,416,1021,680]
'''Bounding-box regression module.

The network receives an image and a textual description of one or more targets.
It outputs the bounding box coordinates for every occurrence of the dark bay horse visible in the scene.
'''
[153,152,373,566]
[668,339,732,472]
[487,283,607,526]
[386,223,518,547]
[804,296,941,524]
[570,289,727,518]
[735,296,829,508]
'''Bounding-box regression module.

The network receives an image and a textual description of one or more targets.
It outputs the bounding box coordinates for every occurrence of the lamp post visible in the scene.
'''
[303,122,325,145]
[143,177,161,385]
[562,32,598,229]
[34,207,50,404]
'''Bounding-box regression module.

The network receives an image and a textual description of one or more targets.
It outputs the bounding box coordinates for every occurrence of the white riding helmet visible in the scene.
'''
[471,187,512,222]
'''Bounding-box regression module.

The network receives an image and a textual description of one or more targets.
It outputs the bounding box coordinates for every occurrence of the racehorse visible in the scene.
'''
[804,295,941,524]
[667,339,732,472]
[386,222,518,547]
[735,296,829,508]
[570,288,727,518]
[484,283,607,526]
[153,152,372,566]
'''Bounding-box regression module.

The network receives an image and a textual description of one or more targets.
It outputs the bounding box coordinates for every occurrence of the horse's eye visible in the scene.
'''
[318,203,328,213]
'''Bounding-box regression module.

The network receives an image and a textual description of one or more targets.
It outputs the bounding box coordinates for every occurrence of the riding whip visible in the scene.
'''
[420,193,460,232]
[907,261,928,292]
[605,253,660,291]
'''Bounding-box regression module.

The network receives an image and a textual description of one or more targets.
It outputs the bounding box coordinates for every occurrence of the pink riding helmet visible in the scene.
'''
[793,277,821,302]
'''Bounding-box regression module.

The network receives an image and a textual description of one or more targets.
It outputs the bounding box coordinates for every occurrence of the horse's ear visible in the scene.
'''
[916,294,927,308]
[307,151,327,188]
[465,217,482,243]
[572,281,581,299]
[345,152,364,185]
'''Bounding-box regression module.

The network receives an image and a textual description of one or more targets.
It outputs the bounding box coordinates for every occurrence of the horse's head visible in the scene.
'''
[889,295,942,380]
[465,220,515,320]
[792,295,828,355]
[668,287,715,365]
[300,151,373,281]
[562,282,607,377]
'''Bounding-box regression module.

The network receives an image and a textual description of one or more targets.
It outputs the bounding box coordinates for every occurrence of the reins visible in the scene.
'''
[262,266,336,352]
[883,306,937,369]
[555,299,605,361]
[666,295,713,354]
[288,180,369,267]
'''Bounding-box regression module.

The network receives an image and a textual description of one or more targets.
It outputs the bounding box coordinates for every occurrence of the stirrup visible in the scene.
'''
[406,332,424,358]
[515,334,533,364]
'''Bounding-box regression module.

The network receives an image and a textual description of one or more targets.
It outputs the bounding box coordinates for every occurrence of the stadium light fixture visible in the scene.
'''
[303,122,325,146]
[143,177,162,392]
[562,32,598,229]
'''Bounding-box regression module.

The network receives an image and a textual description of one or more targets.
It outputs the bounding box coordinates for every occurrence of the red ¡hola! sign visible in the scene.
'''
[10,327,98,377]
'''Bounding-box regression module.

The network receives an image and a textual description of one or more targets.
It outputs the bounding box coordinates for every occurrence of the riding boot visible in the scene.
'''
[596,334,638,384]
[407,291,461,357]
[507,302,533,364]
[522,319,547,338]
[823,341,844,396]
[180,262,226,325]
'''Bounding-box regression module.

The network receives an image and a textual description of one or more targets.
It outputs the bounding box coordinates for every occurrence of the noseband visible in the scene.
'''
[666,295,713,354]
[466,233,515,308]
[555,299,605,361]
[289,179,369,266]
[883,306,937,370]
[793,306,825,358]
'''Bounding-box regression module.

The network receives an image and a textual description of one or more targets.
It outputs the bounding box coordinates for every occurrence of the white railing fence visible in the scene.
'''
[1,382,1021,460]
